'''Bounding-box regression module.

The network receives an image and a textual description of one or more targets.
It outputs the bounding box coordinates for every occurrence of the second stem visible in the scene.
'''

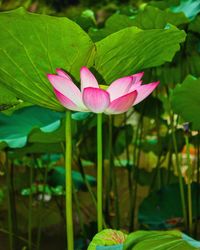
[97,113,103,232]
[65,110,74,250]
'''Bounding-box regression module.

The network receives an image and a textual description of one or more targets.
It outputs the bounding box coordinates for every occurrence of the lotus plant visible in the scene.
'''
[47,67,159,250]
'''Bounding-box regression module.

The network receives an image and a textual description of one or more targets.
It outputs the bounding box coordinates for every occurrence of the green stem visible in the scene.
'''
[5,152,14,250]
[129,115,141,231]
[185,134,193,235]
[170,114,187,227]
[195,131,200,237]
[105,115,113,227]
[166,86,187,227]
[97,113,103,232]
[113,161,120,229]
[65,110,74,250]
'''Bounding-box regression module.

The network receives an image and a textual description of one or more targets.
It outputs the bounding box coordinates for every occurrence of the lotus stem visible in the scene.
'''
[65,110,74,250]
[97,113,103,232]
[171,120,187,227]
[185,134,193,235]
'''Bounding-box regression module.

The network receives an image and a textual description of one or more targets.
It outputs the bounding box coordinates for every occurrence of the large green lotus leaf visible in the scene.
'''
[171,0,200,19]
[28,119,65,144]
[0,8,94,111]
[131,6,189,30]
[171,75,200,130]
[94,26,186,83]
[87,229,127,250]
[0,84,19,109]
[123,230,199,250]
[0,105,64,148]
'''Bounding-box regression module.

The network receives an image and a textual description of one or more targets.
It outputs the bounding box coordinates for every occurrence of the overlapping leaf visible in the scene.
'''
[95,26,186,83]
[0,8,95,111]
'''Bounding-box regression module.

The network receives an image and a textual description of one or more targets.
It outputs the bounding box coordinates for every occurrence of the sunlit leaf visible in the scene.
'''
[94,26,186,83]
[0,8,95,111]
[132,6,189,29]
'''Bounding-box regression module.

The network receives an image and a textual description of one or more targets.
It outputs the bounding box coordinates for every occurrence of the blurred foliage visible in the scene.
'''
[138,183,200,230]
[171,76,200,130]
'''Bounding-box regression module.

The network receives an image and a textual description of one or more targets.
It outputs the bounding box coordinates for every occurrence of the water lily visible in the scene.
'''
[47,67,159,114]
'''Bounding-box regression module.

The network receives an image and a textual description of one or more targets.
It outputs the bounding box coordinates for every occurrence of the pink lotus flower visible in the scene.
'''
[47,67,159,114]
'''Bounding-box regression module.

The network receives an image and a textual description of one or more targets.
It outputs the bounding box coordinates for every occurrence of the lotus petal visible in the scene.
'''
[47,74,84,108]
[83,87,110,113]
[80,66,99,91]
[107,76,133,101]
[105,90,137,114]
[132,81,160,105]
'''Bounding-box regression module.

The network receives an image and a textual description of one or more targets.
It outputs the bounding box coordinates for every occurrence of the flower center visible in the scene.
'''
[99,84,108,90]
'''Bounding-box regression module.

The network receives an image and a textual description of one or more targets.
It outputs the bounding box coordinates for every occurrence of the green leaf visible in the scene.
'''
[123,230,199,250]
[71,111,92,121]
[0,8,95,111]
[0,84,19,109]
[138,183,200,230]
[94,26,186,83]
[171,75,200,130]
[76,9,96,31]
[131,6,189,29]
[87,229,127,250]
[0,105,64,149]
